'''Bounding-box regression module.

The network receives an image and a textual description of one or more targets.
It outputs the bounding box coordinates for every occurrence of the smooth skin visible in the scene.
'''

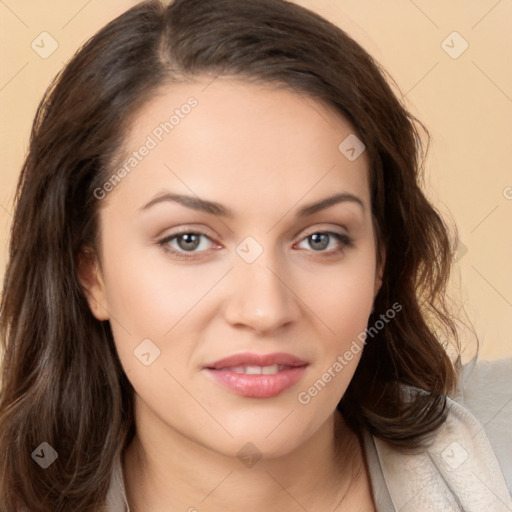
[80,77,383,511]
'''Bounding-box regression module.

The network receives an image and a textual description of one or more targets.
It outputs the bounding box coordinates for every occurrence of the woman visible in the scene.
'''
[0,0,510,510]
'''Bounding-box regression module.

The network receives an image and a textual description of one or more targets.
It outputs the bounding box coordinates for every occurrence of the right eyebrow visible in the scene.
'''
[140,192,234,217]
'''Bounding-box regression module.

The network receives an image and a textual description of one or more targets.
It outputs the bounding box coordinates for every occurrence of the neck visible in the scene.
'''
[123,405,366,512]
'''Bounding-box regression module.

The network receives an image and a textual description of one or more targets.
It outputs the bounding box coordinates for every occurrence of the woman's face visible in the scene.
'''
[84,77,382,458]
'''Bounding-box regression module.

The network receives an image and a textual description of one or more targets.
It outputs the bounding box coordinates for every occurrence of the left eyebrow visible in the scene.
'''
[296,193,365,217]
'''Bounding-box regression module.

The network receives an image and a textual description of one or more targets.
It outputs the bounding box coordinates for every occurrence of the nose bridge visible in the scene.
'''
[223,235,299,333]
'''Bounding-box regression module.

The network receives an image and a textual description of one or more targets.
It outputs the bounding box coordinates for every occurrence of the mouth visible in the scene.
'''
[214,364,295,375]
[203,352,309,398]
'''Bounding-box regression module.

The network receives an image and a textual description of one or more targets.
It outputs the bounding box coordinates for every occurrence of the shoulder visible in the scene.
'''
[452,357,512,494]
[368,362,512,511]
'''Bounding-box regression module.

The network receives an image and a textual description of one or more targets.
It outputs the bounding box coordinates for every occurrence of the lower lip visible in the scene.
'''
[204,366,308,398]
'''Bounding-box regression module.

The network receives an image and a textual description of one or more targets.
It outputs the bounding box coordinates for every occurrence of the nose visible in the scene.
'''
[223,251,301,335]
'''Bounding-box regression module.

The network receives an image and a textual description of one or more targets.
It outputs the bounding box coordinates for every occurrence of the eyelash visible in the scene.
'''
[157,229,354,261]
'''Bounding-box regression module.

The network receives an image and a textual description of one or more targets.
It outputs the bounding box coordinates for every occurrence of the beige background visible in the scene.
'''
[1,0,511,359]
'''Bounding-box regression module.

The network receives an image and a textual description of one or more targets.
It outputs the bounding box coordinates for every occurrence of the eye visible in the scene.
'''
[158,231,216,260]
[158,229,354,261]
[295,231,353,256]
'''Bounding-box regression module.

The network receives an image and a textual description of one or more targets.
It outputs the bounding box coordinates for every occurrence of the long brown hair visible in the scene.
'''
[1,0,464,509]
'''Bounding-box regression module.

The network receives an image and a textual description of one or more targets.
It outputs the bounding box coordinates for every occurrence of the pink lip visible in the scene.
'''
[203,352,309,398]
[205,352,308,369]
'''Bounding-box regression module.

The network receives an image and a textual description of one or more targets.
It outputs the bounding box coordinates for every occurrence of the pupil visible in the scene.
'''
[179,233,200,251]
[310,233,328,250]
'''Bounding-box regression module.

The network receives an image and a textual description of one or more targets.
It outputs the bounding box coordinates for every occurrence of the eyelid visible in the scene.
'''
[154,223,218,240]
[298,224,350,238]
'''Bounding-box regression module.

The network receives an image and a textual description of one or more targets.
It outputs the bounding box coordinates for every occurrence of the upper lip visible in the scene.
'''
[204,352,309,369]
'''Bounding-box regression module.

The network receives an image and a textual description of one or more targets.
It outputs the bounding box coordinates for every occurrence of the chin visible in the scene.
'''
[197,417,318,462]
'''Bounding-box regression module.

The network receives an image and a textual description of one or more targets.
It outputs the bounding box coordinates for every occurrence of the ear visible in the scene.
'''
[76,248,110,321]
[373,246,386,298]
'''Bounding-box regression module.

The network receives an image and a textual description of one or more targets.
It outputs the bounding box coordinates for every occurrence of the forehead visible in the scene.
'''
[105,77,370,216]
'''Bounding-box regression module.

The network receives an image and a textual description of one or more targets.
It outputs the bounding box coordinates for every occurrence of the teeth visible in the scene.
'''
[228,364,281,375]
[246,365,263,375]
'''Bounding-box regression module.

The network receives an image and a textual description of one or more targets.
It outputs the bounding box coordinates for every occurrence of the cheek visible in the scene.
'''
[294,266,375,418]
[303,253,376,339]
[99,238,232,382]
[298,249,376,402]
[101,242,213,334]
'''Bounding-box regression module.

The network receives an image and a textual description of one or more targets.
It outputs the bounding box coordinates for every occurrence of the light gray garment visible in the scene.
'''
[104,359,512,511]
[452,356,512,495]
